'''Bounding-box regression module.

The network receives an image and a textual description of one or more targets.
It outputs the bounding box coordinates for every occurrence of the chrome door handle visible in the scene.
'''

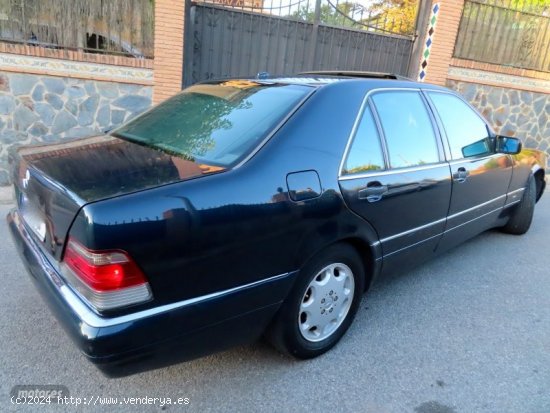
[454,167,469,183]
[358,182,388,203]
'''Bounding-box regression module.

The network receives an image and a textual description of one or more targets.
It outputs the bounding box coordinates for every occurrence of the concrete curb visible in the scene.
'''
[0,186,14,205]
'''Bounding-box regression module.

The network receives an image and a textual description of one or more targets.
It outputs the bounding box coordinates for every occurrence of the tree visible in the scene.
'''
[291,2,362,29]
[509,0,549,12]
[365,0,418,34]
[290,0,418,35]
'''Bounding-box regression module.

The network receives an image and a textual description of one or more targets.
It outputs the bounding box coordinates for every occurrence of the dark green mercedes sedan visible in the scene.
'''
[7,73,547,376]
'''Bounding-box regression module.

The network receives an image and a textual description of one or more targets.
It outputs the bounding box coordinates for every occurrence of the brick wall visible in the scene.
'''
[421,0,464,85]
[153,0,185,104]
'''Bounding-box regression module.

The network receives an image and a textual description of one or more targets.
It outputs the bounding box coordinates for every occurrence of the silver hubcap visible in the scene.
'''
[298,263,355,342]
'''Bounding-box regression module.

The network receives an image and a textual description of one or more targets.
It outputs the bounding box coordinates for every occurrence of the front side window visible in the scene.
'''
[428,92,491,160]
[372,91,439,169]
[342,106,385,175]
[114,81,311,167]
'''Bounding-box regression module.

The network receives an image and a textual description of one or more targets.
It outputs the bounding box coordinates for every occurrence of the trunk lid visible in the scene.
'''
[11,135,225,260]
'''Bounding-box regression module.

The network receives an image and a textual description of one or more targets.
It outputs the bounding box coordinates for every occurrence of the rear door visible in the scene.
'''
[425,91,513,251]
[339,89,452,275]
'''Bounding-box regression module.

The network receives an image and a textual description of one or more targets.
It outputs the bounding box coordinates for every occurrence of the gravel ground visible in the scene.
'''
[1,194,549,413]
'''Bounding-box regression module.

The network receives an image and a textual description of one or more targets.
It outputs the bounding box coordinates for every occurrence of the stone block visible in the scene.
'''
[67,85,86,99]
[52,111,77,134]
[34,103,56,126]
[13,104,39,131]
[45,93,63,110]
[32,84,45,102]
[0,95,16,115]
[10,74,37,96]
[76,96,99,127]
[65,127,98,139]
[111,109,126,125]
[0,74,9,92]
[97,82,119,98]
[28,122,49,137]
[43,77,66,95]
[113,95,151,113]
[97,105,111,128]
[65,100,78,116]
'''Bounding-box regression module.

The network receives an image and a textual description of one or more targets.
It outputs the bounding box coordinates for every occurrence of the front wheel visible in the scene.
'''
[266,244,365,359]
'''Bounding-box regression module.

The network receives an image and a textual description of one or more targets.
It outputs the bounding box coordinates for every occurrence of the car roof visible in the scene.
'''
[230,72,451,92]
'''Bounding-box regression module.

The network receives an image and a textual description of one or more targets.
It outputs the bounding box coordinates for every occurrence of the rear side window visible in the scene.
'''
[428,92,491,159]
[113,81,311,167]
[372,91,439,168]
[342,106,385,175]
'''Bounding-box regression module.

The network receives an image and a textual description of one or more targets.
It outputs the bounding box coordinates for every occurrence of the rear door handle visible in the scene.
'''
[358,182,388,203]
[453,167,469,183]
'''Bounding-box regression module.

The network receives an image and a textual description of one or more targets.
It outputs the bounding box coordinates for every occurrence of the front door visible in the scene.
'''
[425,91,513,252]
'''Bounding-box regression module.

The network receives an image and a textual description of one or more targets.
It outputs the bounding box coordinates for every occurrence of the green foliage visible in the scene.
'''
[345,164,383,174]
[510,0,549,9]
[290,0,418,35]
[291,2,360,28]
[483,0,550,12]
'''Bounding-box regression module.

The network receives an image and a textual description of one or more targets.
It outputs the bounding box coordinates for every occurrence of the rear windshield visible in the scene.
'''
[113,81,311,167]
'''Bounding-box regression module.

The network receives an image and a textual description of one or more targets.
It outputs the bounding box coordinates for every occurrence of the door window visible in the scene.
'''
[428,92,492,160]
[372,91,439,168]
[342,106,385,175]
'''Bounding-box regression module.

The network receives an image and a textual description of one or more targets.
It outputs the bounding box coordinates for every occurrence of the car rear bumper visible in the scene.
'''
[7,209,297,376]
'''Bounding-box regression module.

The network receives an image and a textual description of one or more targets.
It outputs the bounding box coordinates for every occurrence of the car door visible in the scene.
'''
[338,89,452,275]
[425,91,513,252]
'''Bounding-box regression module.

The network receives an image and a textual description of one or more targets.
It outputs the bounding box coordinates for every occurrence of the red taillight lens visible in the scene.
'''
[64,239,147,291]
[61,238,152,311]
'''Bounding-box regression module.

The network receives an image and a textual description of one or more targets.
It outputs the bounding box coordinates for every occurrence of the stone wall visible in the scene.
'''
[0,71,152,185]
[447,80,550,167]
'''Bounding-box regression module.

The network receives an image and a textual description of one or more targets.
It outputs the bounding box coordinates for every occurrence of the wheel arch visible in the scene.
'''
[340,237,380,291]
[299,237,380,293]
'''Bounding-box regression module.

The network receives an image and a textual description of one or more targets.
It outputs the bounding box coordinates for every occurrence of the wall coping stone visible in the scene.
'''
[448,66,550,94]
[0,53,153,86]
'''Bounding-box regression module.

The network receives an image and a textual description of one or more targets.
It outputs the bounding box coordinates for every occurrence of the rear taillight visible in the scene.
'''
[60,238,152,311]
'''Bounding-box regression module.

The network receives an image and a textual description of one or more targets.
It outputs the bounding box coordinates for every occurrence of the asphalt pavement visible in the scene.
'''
[1,194,549,413]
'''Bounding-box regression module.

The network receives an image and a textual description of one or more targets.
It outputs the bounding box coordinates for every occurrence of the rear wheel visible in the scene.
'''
[266,244,365,359]
[501,175,536,235]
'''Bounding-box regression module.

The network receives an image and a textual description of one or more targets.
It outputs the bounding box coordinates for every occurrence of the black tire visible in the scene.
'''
[266,243,365,359]
[501,174,536,235]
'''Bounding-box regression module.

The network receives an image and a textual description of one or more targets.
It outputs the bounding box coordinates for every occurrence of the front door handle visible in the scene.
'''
[358,182,388,203]
[453,167,469,183]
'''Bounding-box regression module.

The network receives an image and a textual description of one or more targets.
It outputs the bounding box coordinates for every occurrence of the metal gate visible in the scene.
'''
[183,0,420,86]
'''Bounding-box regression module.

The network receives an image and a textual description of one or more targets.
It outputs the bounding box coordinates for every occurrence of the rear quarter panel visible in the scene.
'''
[68,80,384,312]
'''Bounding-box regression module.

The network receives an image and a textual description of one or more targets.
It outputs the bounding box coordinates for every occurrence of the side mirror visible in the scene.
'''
[461,138,492,158]
[496,136,522,155]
